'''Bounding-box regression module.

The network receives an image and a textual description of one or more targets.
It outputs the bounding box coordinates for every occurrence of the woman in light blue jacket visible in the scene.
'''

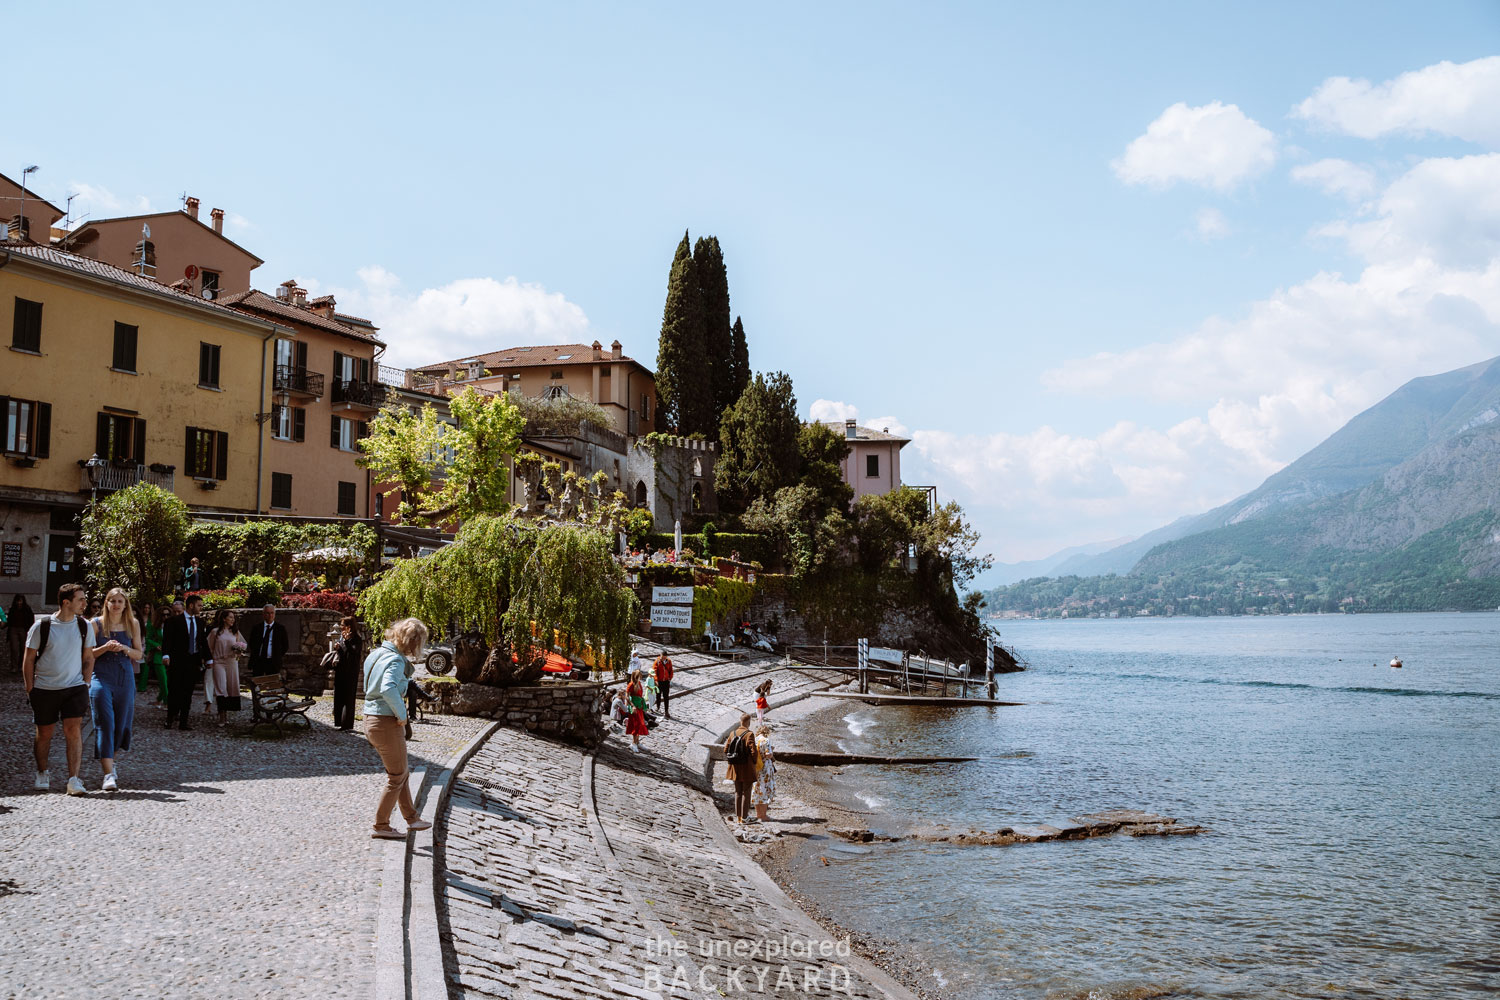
[363,617,433,839]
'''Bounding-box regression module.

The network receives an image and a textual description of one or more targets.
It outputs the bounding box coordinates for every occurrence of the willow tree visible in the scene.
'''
[358,386,524,525]
[358,514,638,683]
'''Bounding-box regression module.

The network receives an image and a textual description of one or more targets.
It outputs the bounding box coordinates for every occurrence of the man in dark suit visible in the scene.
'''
[245,605,290,678]
[162,596,210,730]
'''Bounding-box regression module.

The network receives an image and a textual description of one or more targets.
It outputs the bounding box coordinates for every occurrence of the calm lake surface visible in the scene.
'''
[786,613,1500,999]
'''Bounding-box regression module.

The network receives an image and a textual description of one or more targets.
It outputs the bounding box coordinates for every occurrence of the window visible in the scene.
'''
[866,454,881,478]
[337,481,357,516]
[198,343,221,388]
[200,270,220,300]
[96,412,145,464]
[271,472,292,509]
[271,405,305,442]
[599,365,611,378]
[111,323,138,372]
[330,415,369,451]
[12,298,42,352]
[2,396,50,457]
[549,369,564,380]
[184,426,228,480]
[641,393,651,421]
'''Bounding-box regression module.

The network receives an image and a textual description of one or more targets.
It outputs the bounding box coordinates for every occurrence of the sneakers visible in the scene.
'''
[65,776,86,796]
[371,827,407,840]
[102,772,119,793]
[406,819,433,832]
[34,770,50,791]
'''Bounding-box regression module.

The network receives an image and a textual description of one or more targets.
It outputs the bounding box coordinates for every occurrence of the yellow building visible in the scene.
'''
[1,242,279,608]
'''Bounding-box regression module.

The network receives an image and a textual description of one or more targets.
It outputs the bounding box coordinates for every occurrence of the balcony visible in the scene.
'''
[80,461,175,494]
[332,378,388,410]
[273,364,325,398]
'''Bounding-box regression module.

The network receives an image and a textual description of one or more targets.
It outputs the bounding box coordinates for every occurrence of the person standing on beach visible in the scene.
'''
[723,713,760,825]
[23,583,96,795]
[652,651,673,719]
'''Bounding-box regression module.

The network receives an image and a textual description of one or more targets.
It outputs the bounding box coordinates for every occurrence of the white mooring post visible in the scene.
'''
[985,640,996,699]
[858,638,869,694]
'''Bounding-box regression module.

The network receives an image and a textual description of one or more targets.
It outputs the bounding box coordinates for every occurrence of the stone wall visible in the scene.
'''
[626,436,717,532]
[427,679,607,748]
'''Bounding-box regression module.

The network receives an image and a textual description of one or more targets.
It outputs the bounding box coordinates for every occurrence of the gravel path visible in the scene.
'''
[0,681,488,1000]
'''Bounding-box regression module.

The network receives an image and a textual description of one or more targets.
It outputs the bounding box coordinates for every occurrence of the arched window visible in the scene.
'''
[634,480,648,508]
[691,481,703,511]
[692,457,702,477]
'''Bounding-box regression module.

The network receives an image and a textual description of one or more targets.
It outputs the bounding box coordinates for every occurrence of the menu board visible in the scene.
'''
[1,542,20,577]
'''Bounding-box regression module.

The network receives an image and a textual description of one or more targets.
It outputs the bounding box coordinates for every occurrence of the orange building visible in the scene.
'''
[221,281,385,518]
[0,171,64,243]
[410,339,657,437]
[62,196,262,301]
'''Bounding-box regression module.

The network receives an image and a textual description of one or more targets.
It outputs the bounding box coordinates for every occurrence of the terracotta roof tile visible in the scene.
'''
[219,289,385,346]
[0,240,278,328]
[415,343,648,374]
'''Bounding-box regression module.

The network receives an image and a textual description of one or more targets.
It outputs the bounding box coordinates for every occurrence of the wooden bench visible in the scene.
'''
[249,673,316,734]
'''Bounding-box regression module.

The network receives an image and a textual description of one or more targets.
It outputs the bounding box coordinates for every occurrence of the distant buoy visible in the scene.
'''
[1390,657,1403,669]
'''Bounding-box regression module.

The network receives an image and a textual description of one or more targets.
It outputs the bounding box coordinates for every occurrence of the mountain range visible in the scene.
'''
[981,353,1500,616]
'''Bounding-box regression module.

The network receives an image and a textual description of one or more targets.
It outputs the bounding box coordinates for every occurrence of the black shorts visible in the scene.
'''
[29,685,89,726]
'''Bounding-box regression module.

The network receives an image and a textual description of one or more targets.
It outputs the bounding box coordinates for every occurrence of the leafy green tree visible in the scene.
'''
[655,231,712,435]
[796,421,853,515]
[79,482,190,605]
[852,487,931,571]
[694,235,735,425]
[743,483,852,578]
[714,371,802,513]
[729,316,750,405]
[358,386,524,525]
[510,392,612,436]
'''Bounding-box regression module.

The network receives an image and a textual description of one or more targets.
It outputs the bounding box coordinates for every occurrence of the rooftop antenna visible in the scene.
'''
[15,164,38,240]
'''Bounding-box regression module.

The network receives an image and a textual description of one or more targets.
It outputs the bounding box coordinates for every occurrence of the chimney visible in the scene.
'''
[610,339,622,360]
[845,419,857,440]
[210,207,224,234]
[277,279,297,302]
[309,294,336,319]
[592,339,603,360]
[292,286,308,308]
[184,196,200,220]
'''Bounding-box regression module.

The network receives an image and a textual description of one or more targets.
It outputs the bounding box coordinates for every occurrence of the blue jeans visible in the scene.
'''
[90,662,135,759]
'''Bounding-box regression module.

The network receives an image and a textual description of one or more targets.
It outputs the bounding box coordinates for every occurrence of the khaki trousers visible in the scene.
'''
[365,715,416,828]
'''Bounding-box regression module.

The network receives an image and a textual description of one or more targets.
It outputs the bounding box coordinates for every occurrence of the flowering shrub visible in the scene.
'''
[281,591,358,615]
[185,589,248,613]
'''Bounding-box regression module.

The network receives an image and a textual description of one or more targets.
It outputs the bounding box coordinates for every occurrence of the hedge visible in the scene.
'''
[643,531,776,567]
[281,592,359,615]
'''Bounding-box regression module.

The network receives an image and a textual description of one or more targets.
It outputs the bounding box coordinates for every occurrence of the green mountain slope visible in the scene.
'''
[982,355,1500,616]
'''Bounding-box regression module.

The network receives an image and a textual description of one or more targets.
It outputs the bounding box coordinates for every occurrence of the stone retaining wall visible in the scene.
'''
[427,679,607,748]
[233,607,344,695]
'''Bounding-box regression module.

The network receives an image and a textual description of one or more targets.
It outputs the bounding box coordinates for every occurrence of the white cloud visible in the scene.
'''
[865,415,909,437]
[330,266,593,367]
[930,148,1500,562]
[1290,158,1377,201]
[1112,101,1276,191]
[1194,207,1231,241]
[1293,56,1500,147]
[808,399,859,422]
[1317,153,1500,268]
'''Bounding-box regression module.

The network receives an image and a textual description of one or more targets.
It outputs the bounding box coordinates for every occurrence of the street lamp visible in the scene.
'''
[84,452,105,504]
[16,164,38,240]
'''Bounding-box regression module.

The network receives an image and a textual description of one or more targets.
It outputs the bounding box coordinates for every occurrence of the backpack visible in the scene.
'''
[36,615,89,658]
[725,729,754,767]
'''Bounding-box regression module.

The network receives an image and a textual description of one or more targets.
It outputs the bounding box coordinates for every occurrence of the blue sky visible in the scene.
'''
[9,2,1500,568]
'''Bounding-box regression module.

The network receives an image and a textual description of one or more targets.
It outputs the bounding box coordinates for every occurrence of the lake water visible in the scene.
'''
[785,613,1500,999]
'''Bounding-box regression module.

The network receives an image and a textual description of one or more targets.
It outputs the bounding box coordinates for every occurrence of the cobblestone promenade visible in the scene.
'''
[439,651,916,1000]
[0,682,487,1000]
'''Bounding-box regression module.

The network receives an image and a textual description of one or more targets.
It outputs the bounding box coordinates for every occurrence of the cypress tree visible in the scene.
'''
[694,236,734,425]
[656,231,712,435]
[729,316,750,405]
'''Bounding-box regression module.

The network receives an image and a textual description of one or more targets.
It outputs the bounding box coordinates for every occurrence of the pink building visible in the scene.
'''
[825,419,909,503]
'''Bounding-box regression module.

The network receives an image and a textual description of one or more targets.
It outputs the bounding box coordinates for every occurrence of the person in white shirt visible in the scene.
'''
[22,583,97,795]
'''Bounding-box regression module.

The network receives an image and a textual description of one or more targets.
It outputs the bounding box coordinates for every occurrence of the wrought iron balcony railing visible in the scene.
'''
[273,364,325,397]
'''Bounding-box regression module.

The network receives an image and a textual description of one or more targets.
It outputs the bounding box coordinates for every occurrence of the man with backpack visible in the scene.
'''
[22,583,96,795]
[723,713,760,826]
[652,651,674,720]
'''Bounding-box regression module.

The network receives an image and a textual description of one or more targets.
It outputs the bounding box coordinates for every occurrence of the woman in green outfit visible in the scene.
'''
[138,601,169,704]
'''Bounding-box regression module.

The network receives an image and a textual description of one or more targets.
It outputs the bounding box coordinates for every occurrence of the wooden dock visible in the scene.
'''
[808,691,1023,707]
